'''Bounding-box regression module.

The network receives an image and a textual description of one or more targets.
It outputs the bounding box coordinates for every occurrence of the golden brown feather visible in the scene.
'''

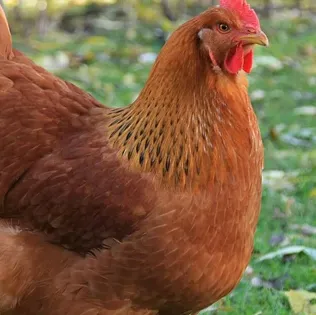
[0,2,267,315]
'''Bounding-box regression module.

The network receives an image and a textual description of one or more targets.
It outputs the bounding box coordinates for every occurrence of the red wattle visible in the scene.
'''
[224,44,244,74]
[243,50,254,73]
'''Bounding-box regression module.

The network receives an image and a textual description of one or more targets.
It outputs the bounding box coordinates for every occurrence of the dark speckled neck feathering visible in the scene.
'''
[106,24,255,191]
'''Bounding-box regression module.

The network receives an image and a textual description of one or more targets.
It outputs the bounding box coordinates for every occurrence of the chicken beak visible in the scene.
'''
[239,30,269,47]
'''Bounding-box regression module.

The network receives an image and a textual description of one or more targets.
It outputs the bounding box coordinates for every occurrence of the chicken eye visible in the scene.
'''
[218,23,230,33]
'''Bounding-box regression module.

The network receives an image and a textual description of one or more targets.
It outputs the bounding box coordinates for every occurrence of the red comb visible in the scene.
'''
[220,0,260,29]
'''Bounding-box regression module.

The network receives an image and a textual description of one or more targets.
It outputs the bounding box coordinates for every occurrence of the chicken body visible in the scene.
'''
[0,3,265,315]
[0,50,262,314]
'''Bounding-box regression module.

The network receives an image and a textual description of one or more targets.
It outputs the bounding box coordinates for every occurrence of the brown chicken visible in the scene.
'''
[0,0,268,314]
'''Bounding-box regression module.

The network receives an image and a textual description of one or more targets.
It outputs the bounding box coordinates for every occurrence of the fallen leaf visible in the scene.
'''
[273,207,290,219]
[37,52,70,71]
[138,52,157,64]
[290,224,316,236]
[256,246,316,262]
[199,305,218,313]
[283,290,316,314]
[269,233,289,247]
[309,77,316,85]
[251,276,264,288]
[292,91,315,101]
[309,188,316,198]
[281,128,316,148]
[244,265,254,276]
[250,274,289,290]
[251,89,265,101]
[263,170,297,191]
[294,106,316,116]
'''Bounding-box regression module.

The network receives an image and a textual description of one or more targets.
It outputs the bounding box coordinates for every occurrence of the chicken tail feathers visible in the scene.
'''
[0,5,13,59]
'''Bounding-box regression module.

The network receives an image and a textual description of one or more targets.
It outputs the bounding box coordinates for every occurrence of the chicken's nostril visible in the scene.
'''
[247,28,256,34]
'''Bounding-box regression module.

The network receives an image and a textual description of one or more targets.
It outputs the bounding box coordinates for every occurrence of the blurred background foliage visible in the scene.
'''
[2,0,316,314]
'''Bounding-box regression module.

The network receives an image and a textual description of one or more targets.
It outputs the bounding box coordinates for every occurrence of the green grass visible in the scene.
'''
[14,15,316,315]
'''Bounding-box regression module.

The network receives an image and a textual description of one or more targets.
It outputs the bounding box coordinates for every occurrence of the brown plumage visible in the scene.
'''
[0,1,268,314]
